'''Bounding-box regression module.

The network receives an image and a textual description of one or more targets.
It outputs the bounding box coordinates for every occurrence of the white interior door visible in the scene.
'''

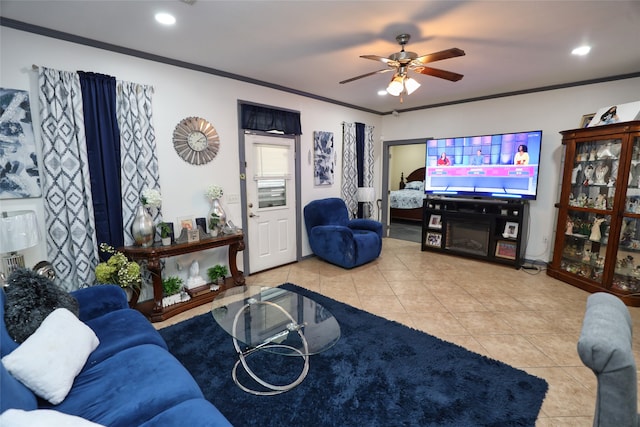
[244,134,296,273]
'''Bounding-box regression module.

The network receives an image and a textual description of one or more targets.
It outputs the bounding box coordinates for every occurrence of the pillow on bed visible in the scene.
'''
[404,180,424,190]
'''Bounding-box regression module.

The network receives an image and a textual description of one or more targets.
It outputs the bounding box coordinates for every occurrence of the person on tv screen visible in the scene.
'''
[437,152,451,166]
[471,149,483,166]
[514,144,529,165]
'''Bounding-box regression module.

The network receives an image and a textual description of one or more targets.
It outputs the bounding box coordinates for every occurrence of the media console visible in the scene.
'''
[421,196,529,268]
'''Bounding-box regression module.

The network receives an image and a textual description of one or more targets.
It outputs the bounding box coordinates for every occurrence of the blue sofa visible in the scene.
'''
[304,197,383,269]
[1,284,231,427]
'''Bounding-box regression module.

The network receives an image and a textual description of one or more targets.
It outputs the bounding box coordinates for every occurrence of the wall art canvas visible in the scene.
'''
[587,101,640,127]
[0,88,41,199]
[314,131,334,186]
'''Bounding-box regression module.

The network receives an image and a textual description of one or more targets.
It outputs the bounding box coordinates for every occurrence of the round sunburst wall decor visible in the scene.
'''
[172,116,220,165]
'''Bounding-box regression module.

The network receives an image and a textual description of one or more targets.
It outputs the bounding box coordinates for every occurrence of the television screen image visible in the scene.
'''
[424,130,543,200]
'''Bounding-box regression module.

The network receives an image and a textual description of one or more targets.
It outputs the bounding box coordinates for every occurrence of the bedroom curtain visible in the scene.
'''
[116,81,161,246]
[38,67,99,290]
[341,122,374,218]
[78,71,124,249]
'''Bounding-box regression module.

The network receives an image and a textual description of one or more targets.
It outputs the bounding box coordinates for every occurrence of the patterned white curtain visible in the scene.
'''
[341,122,375,218]
[116,81,161,245]
[38,67,99,290]
[362,124,375,217]
[341,122,358,217]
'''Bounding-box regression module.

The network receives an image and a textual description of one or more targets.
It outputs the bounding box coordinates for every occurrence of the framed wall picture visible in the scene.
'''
[313,131,334,185]
[495,240,517,260]
[0,88,41,199]
[503,222,519,238]
[429,214,442,229]
[425,232,442,248]
[580,113,595,128]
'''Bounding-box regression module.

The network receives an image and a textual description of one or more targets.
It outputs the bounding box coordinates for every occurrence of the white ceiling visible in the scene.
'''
[2,0,639,114]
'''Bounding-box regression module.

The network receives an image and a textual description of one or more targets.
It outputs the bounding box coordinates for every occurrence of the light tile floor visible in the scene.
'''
[155,238,640,426]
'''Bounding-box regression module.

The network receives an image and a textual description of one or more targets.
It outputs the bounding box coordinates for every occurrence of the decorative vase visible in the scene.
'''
[161,237,171,246]
[208,198,227,235]
[131,205,154,247]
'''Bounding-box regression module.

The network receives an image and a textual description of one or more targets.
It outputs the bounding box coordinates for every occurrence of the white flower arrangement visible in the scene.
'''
[141,188,162,209]
[205,185,223,200]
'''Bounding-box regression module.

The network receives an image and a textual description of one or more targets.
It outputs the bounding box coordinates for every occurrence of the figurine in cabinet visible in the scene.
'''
[590,217,605,242]
[566,218,574,234]
[594,193,607,210]
[583,164,595,185]
[594,162,609,185]
[571,164,582,184]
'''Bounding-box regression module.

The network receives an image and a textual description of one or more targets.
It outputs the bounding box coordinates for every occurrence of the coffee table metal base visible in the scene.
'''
[231,301,310,395]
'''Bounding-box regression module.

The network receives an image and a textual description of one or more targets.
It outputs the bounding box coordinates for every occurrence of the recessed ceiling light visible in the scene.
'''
[571,45,591,56]
[155,12,176,25]
[377,90,388,96]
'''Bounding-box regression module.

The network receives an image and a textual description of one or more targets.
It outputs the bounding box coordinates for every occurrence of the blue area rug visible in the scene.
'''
[159,283,548,426]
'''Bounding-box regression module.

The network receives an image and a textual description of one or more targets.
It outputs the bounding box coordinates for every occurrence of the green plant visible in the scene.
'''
[158,222,172,238]
[208,212,220,230]
[95,244,141,289]
[207,264,228,283]
[162,276,183,297]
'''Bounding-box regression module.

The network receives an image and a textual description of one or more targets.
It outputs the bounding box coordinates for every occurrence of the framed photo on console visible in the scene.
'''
[429,214,442,229]
[503,222,519,239]
[425,232,442,248]
[495,240,517,260]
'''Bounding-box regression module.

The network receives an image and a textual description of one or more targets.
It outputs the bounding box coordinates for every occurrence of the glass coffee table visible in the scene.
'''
[211,285,340,395]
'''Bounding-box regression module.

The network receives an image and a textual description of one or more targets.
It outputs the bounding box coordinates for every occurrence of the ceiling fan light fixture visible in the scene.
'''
[386,76,404,96]
[405,77,421,95]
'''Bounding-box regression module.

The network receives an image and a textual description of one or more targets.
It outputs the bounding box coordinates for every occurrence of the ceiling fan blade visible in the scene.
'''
[360,55,400,67]
[339,68,393,84]
[413,66,464,82]
[413,48,465,65]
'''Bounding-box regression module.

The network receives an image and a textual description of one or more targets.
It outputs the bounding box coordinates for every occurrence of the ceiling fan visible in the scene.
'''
[340,34,465,101]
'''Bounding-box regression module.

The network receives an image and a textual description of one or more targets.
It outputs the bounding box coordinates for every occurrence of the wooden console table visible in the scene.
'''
[119,233,245,322]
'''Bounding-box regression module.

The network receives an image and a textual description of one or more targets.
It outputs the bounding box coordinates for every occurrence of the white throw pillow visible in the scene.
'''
[1,308,99,405]
[0,409,105,427]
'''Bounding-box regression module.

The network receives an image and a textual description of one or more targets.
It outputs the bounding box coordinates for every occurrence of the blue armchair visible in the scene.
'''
[304,197,383,269]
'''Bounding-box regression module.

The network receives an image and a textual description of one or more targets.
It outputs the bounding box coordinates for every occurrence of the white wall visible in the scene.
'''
[0,27,382,280]
[381,78,640,261]
[2,26,639,275]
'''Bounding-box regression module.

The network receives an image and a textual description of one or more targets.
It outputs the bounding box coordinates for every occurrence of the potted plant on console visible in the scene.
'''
[162,275,188,307]
[158,222,172,246]
[207,264,228,291]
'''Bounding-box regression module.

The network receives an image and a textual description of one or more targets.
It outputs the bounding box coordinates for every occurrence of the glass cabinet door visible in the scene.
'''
[559,138,622,283]
[560,211,610,283]
[615,135,640,292]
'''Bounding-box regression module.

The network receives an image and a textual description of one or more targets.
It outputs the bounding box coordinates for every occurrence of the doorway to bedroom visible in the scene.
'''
[382,138,429,244]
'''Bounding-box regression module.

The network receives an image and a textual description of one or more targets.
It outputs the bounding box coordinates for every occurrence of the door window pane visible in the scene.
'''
[257,179,286,208]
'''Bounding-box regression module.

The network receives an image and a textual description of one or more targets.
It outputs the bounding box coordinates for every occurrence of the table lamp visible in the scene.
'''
[357,187,376,219]
[0,210,40,275]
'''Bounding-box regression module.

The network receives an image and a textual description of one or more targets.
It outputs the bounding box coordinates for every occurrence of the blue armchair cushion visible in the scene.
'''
[304,198,383,269]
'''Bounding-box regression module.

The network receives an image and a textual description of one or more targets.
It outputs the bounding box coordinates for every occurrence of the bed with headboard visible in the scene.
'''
[390,167,426,222]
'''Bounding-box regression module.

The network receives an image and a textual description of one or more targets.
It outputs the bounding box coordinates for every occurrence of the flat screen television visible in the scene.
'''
[424,130,543,200]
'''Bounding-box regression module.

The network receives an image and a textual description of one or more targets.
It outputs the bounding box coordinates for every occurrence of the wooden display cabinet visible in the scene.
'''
[547,121,640,305]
